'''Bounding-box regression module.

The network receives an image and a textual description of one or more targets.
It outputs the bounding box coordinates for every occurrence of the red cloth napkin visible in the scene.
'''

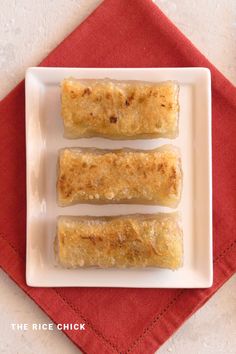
[1,0,236,353]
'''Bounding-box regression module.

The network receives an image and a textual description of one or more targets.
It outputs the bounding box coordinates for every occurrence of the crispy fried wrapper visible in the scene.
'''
[61,78,179,139]
[55,213,183,270]
[57,146,182,207]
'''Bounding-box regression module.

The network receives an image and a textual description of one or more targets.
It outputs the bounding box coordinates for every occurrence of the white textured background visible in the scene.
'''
[0,0,236,353]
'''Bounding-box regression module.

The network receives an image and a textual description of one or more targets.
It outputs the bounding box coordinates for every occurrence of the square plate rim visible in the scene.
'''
[25,67,213,288]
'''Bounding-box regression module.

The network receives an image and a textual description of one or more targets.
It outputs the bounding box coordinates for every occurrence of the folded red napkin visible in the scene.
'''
[1,0,236,353]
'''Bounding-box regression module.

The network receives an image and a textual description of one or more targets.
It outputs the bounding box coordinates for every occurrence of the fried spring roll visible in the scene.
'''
[61,79,179,139]
[55,213,183,269]
[57,146,182,207]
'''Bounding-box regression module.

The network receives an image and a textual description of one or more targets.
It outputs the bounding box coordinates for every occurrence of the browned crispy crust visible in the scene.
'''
[57,146,182,207]
[61,78,179,139]
[55,213,183,269]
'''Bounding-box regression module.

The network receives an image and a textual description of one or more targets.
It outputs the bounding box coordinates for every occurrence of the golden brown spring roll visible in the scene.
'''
[55,213,183,269]
[61,78,179,139]
[57,146,182,207]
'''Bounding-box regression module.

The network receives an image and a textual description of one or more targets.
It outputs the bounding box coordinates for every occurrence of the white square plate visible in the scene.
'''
[25,67,212,288]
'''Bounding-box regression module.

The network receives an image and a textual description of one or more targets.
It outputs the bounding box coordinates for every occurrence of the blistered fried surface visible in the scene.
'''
[57,146,182,207]
[56,214,183,269]
[61,79,179,139]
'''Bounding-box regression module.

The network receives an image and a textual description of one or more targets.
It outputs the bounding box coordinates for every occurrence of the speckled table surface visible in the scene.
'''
[0,1,235,353]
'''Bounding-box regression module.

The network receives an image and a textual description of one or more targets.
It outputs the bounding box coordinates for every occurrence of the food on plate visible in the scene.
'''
[61,78,179,139]
[55,213,183,269]
[57,146,182,207]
